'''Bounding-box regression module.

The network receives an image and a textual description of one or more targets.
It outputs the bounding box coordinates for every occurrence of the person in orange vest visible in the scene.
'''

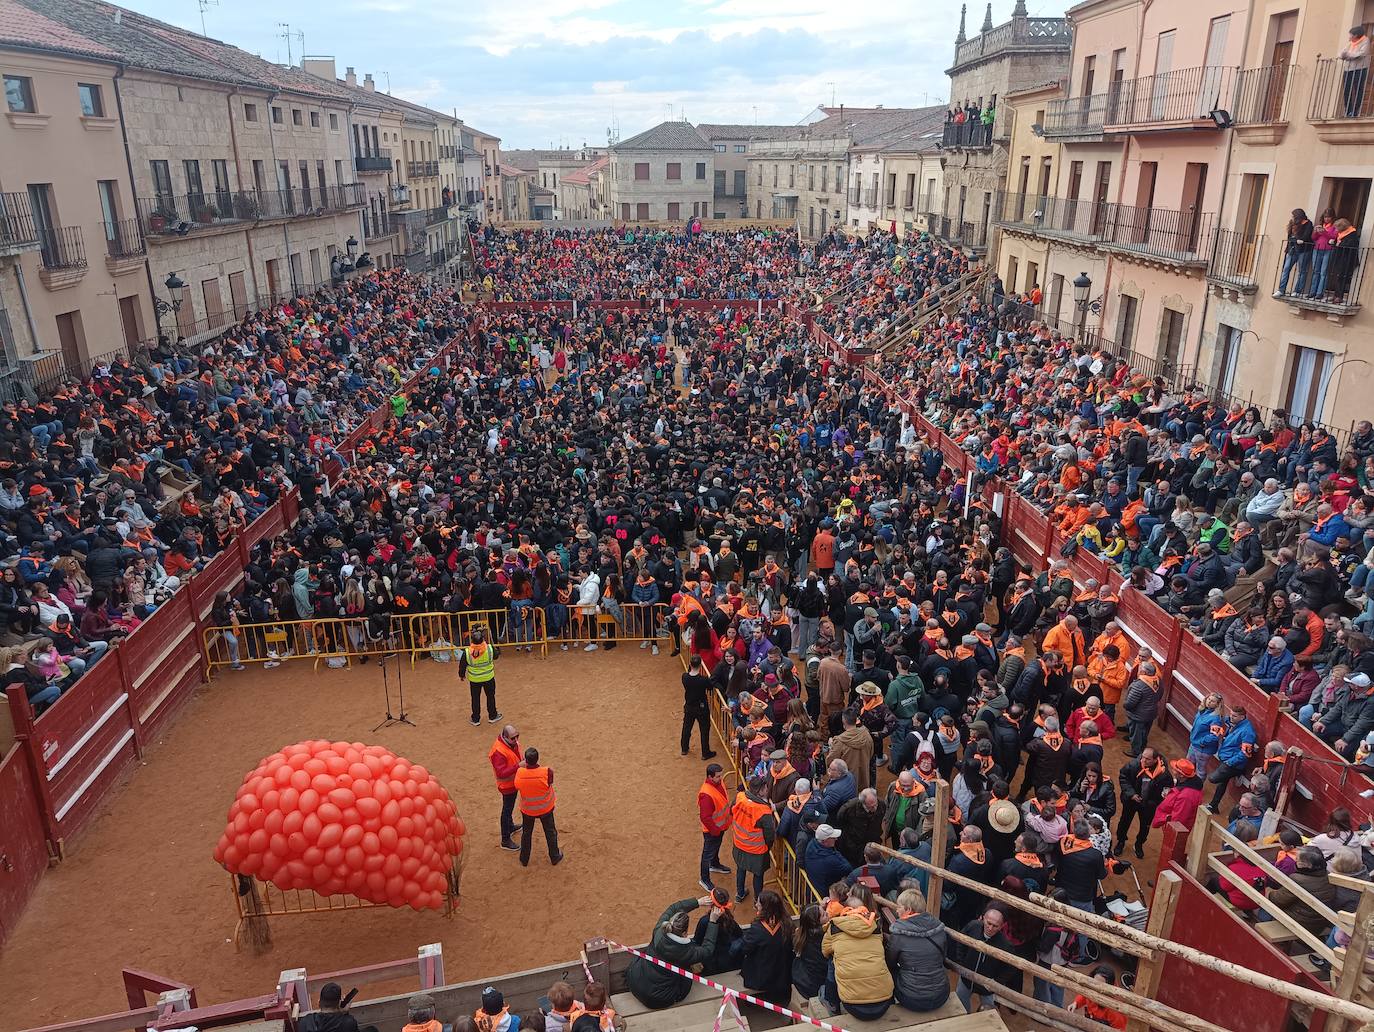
[514,746,564,867]
[697,762,733,891]
[489,723,523,851]
[730,774,776,903]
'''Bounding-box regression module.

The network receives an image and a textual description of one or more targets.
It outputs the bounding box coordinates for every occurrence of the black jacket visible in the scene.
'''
[739,920,794,1005]
[888,913,952,1011]
[628,900,721,1009]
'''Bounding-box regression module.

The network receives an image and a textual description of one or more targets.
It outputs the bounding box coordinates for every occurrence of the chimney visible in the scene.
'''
[345,66,357,86]
[364,73,375,91]
[302,56,336,82]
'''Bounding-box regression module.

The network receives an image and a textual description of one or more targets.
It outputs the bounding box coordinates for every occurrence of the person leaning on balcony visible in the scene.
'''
[1329,218,1363,304]
[1341,25,1371,118]
[1276,209,1313,298]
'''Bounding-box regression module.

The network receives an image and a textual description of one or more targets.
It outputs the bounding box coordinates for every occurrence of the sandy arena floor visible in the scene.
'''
[0,646,708,1030]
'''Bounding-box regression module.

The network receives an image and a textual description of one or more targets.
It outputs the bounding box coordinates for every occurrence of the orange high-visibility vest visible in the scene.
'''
[699,780,731,834]
[731,791,771,854]
[514,765,556,816]
[488,737,521,793]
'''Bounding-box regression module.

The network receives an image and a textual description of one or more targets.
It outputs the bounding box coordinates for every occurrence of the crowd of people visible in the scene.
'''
[0,267,461,712]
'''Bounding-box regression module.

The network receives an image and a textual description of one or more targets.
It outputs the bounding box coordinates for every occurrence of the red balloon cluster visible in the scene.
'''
[213,740,465,911]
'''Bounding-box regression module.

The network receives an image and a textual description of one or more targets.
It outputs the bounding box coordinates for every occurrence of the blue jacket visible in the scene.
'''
[1189,707,1225,756]
[1309,513,1351,547]
[803,839,853,893]
[820,772,857,814]
[631,581,660,605]
[1217,717,1258,768]
[1253,647,1295,689]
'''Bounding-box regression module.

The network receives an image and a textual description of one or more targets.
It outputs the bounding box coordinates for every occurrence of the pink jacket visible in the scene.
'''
[1313,223,1338,251]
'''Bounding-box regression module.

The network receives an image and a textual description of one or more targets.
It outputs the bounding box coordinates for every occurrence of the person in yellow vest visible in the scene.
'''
[730,774,776,903]
[696,762,733,892]
[459,626,501,727]
[514,745,563,867]
[489,723,523,851]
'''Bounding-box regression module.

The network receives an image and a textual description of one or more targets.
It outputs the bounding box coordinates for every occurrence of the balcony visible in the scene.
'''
[1231,64,1295,144]
[1098,202,1214,266]
[995,191,1214,266]
[1308,58,1374,144]
[37,225,86,289]
[941,120,994,149]
[1105,65,1237,132]
[355,149,393,173]
[1043,93,1108,139]
[1207,228,1265,293]
[1273,245,1369,319]
[951,15,1069,72]
[103,217,145,276]
[140,184,364,237]
[0,192,39,255]
[408,160,439,178]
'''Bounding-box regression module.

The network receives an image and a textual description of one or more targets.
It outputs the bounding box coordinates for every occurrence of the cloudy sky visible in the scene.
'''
[124,0,1069,147]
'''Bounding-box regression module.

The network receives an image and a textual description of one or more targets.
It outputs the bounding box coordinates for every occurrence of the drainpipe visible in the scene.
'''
[1189,4,1258,381]
[263,90,296,295]
[224,86,262,303]
[13,265,41,359]
[111,63,159,346]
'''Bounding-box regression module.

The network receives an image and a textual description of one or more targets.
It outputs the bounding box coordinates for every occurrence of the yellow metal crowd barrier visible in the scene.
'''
[706,675,822,914]
[202,603,675,674]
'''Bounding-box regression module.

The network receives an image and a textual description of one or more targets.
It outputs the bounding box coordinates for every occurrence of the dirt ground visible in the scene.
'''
[0,646,708,1030]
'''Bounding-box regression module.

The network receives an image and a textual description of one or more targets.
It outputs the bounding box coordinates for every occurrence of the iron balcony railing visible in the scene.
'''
[0,192,39,249]
[104,218,146,259]
[422,206,449,226]
[994,190,1105,239]
[1309,57,1374,121]
[847,188,861,205]
[861,188,877,208]
[408,160,439,178]
[1232,64,1295,124]
[1106,64,1237,127]
[1274,244,1369,313]
[1043,93,1109,137]
[38,225,86,270]
[1207,229,1265,289]
[1102,202,1214,262]
[942,120,994,148]
[355,149,393,173]
[141,184,364,235]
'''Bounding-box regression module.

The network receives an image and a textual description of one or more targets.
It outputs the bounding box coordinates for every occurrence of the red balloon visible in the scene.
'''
[215,741,464,911]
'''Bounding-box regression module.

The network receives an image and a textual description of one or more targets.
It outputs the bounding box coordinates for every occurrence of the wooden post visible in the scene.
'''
[928,778,951,921]
[582,937,610,990]
[1125,869,1182,1032]
[1330,888,1374,1032]
[1185,808,1212,880]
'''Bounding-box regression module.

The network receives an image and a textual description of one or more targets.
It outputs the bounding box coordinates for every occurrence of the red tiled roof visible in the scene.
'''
[0,0,118,59]
[562,155,608,185]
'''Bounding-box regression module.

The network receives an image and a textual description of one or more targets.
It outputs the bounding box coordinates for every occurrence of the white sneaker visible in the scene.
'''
[267,649,280,660]
[652,643,660,655]
[584,643,599,652]
[561,643,569,651]
[265,660,280,669]
[640,641,650,650]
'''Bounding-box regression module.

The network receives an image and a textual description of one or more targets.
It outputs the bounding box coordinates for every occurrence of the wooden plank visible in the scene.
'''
[1184,809,1212,881]
[1206,855,1332,961]
[928,779,950,921]
[1124,869,1180,1032]
[1214,822,1345,931]
[1329,887,1374,1032]
[944,962,1104,1032]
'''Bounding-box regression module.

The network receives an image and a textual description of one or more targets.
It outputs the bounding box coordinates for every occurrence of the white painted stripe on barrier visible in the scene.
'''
[1170,669,1205,706]
[54,728,135,823]
[131,625,195,691]
[139,652,199,725]
[47,693,129,780]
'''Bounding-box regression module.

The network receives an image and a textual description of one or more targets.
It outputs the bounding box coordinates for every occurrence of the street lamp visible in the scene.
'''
[153,272,185,343]
[346,235,358,256]
[1072,271,1092,338]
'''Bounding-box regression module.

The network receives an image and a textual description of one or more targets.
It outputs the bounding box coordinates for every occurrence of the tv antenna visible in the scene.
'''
[828,82,836,106]
[197,0,217,36]
[277,22,304,66]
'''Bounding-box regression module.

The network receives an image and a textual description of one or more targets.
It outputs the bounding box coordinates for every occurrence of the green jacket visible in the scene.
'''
[627,899,720,1009]
[885,673,926,720]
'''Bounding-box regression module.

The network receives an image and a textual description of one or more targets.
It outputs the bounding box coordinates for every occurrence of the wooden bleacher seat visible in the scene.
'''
[1255,920,1301,946]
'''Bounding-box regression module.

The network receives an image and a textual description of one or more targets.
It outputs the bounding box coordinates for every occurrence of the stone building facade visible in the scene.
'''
[608,122,713,222]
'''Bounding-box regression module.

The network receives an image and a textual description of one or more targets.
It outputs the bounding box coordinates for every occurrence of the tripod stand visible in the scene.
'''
[373,653,415,731]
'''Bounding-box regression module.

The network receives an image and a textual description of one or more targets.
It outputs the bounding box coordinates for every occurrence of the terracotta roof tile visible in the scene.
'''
[0,0,117,59]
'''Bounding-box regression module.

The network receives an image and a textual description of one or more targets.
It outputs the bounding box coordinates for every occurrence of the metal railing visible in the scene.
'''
[38,225,86,270]
[1207,228,1264,289]
[994,190,1105,240]
[1104,202,1213,263]
[422,206,449,226]
[1043,93,1109,136]
[942,120,994,147]
[408,160,440,178]
[1232,64,1295,124]
[103,218,146,259]
[847,188,860,205]
[354,150,393,173]
[1107,64,1237,126]
[1309,57,1374,120]
[1274,243,1369,312]
[861,188,877,208]
[0,192,38,248]
[140,184,362,235]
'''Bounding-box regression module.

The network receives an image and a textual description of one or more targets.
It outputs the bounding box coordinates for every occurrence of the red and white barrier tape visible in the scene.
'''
[607,940,855,1032]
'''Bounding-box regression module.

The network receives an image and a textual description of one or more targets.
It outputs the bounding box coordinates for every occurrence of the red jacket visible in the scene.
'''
[1152,782,1204,831]
[1066,706,1117,743]
[1216,855,1267,910]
